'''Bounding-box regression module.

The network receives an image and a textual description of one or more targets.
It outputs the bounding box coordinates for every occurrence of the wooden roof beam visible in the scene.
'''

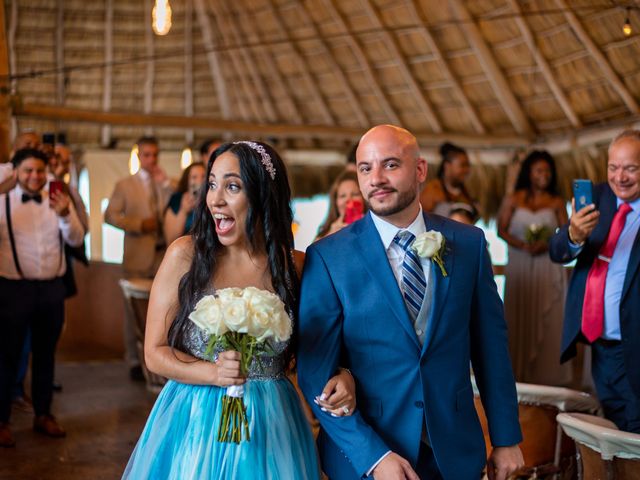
[263,0,335,125]
[556,0,639,115]
[507,0,582,128]
[101,0,113,146]
[184,0,194,145]
[13,102,530,149]
[55,0,65,105]
[211,0,269,122]
[143,0,155,136]
[411,0,485,134]
[323,0,401,125]
[219,0,279,124]
[193,0,231,120]
[361,0,442,133]
[0,0,11,161]
[448,0,533,136]
[296,2,369,127]
[236,0,304,125]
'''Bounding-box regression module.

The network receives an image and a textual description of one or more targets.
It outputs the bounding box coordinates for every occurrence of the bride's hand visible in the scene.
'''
[214,350,246,386]
[314,368,356,417]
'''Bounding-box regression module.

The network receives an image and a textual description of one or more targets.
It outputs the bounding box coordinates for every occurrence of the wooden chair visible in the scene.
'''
[474,379,600,478]
[119,278,166,393]
[557,413,640,480]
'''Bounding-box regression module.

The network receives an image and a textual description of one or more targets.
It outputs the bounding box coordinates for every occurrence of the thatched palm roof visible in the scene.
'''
[4,0,640,155]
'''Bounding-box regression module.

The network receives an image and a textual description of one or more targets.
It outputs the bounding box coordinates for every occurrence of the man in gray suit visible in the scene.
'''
[105,136,173,380]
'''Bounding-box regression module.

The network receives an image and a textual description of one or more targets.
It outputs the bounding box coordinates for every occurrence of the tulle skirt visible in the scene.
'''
[122,378,321,479]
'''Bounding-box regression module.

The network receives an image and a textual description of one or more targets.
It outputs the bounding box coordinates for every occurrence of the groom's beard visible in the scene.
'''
[366,188,416,217]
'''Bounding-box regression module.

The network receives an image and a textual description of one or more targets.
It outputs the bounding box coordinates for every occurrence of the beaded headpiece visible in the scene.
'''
[233,141,276,180]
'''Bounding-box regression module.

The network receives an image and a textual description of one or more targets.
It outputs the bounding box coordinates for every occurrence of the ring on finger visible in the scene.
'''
[341,405,350,415]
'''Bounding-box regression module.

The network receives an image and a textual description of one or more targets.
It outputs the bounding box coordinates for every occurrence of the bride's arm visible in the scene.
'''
[314,368,356,416]
[144,236,244,386]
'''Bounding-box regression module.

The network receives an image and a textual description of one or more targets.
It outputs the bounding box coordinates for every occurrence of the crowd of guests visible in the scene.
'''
[0,126,638,470]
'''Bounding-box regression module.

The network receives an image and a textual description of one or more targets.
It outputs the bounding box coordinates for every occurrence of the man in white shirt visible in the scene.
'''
[104,137,173,381]
[298,125,523,479]
[0,149,84,447]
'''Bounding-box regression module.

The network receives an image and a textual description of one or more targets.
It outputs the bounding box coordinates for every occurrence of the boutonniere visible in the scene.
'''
[412,231,448,277]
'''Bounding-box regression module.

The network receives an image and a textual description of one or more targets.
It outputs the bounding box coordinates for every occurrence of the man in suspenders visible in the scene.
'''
[0,149,84,447]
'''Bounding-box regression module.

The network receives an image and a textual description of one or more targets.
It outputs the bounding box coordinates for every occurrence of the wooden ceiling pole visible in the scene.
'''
[193,0,232,121]
[448,0,534,136]
[323,0,401,125]
[7,0,18,143]
[296,2,369,128]
[210,0,264,122]
[555,0,640,115]
[184,0,194,145]
[143,0,155,136]
[55,0,65,106]
[506,0,582,128]
[236,0,304,125]
[361,0,442,133]
[14,102,530,148]
[217,0,279,123]
[263,0,335,125]
[0,0,11,162]
[101,0,113,146]
[410,1,486,134]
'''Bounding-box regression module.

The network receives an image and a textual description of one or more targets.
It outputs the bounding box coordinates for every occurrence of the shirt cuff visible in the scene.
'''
[567,240,583,256]
[366,451,391,477]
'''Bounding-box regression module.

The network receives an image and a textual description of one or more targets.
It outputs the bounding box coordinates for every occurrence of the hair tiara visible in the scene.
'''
[233,141,276,180]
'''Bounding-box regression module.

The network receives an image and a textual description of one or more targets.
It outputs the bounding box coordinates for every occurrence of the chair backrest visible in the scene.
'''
[119,278,153,336]
[557,412,640,480]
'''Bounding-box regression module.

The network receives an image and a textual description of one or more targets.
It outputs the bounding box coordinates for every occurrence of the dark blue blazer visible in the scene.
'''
[297,212,521,480]
[549,183,640,397]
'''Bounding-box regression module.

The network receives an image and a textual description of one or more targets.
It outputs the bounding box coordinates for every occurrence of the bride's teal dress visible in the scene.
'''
[122,302,321,479]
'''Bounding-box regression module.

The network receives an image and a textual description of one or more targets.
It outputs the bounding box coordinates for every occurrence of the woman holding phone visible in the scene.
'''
[498,150,572,386]
[164,162,206,245]
[315,171,366,240]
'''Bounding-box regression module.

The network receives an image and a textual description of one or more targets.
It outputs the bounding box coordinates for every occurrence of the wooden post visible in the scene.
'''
[0,0,11,162]
[101,0,114,147]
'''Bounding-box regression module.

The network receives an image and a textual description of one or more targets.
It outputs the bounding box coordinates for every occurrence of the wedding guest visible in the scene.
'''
[123,141,355,478]
[550,130,640,432]
[498,150,571,386]
[420,141,478,221]
[316,171,366,240]
[105,136,173,381]
[448,202,476,225]
[0,149,84,447]
[163,162,206,245]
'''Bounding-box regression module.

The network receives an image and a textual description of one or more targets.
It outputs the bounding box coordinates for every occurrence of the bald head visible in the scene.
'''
[356,125,420,166]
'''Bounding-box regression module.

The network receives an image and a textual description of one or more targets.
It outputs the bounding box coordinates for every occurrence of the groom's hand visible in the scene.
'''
[486,445,524,480]
[372,452,419,480]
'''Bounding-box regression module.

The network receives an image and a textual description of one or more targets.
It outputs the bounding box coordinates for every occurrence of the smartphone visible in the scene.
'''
[343,199,364,224]
[573,179,593,211]
[49,180,64,198]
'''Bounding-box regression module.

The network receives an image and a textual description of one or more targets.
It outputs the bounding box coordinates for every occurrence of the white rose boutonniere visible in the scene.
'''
[412,230,447,277]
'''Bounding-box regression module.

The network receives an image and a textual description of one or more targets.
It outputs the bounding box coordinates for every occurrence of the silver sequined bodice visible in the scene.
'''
[182,315,289,380]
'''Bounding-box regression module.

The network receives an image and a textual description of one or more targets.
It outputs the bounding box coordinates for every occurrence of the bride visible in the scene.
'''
[123,141,355,479]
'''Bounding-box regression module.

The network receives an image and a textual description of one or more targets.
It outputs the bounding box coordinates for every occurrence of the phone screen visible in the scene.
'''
[49,180,64,197]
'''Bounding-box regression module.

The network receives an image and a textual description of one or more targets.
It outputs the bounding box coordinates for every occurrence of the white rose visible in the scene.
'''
[412,231,444,259]
[188,295,227,336]
[272,310,292,342]
[242,288,292,342]
[220,297,250,333]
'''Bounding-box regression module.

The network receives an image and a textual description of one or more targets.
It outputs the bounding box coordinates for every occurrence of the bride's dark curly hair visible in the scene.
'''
[168,141,299,368]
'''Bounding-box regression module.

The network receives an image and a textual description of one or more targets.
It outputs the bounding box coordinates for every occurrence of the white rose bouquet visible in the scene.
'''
[188,287,292,443]
[524,223,551,245]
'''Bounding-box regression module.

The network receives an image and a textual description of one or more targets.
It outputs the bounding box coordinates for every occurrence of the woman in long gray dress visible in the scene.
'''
[498,150,572,386]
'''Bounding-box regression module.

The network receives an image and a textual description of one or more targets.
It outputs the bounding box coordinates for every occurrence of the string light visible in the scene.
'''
[129,145,140,175]
[152,0,172,36]
[180,147,193,170]
[623,7,632,36]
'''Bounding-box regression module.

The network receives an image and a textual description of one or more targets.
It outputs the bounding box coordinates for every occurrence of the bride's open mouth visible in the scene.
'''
[213,213,235,235]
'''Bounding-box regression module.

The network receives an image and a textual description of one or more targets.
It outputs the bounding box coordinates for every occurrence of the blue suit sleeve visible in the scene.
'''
[297,245,389,477]
[469,235,523,447]
[549,224,581,264]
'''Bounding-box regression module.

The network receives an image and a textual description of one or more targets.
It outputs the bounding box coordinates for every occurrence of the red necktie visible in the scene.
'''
[581,202,632,342]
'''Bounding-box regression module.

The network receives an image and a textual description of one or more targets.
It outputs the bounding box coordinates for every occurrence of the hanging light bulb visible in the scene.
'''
[180,147,193,170]
[152,0,172,36]
[129,145,140,175]
[623,7,632,37]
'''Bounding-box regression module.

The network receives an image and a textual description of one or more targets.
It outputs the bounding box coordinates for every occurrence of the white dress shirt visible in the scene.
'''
[365,207,429,475]
[0,184,84,280]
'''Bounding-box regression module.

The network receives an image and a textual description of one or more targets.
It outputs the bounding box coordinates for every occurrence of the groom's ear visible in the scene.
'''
[416,156,428,184]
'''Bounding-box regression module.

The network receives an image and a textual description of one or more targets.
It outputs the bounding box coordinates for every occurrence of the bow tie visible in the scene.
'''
[22,193,43,204]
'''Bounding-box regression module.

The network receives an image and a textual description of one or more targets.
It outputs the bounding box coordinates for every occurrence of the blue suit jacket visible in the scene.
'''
[549,183,640,397]
[297,212,521,479]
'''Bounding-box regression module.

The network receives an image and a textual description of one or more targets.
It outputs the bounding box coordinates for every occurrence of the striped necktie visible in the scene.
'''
[393,230,426,321]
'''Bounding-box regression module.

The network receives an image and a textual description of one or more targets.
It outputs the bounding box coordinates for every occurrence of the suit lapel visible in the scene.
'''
[622,213,640,302]
[353,215,421,352]
[422,213,454,353]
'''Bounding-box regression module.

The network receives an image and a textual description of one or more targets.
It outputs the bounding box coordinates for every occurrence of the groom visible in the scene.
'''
[297,125,523,479]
